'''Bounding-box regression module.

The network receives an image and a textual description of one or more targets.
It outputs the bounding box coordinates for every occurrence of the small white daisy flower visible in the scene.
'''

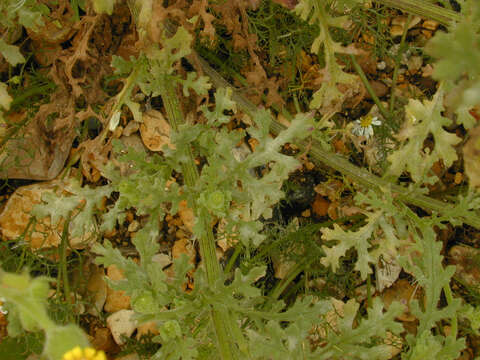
[0,297,7,315]
[352,115,382,139]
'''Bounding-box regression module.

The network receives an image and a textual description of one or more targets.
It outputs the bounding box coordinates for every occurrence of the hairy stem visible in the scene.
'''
[373,0,460,25]
[159,79,242,360]
[193,54,480,229]
[443,284,458,338]
[59,211,72,309]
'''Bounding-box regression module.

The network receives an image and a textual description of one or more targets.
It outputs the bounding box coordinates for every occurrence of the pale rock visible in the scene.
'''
[377,61,386,70]
[0,180,92,250]
[106,309,137,345]
[391,15,421,37]
[104,265,131,312]
[127,220,140,233]
[421,64,434,77]
[407,56,423,74]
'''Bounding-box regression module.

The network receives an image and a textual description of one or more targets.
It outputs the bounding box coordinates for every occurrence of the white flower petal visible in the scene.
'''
[352,125,362,136]
[365,126,374,138]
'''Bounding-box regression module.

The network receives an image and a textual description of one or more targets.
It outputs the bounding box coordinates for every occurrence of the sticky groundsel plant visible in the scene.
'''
[5,21,407,357]
[2,1,406,356]
[1,0,480,359]
[314,2,480,358]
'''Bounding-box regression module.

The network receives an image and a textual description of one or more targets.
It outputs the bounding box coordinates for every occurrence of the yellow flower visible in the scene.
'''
[62,346,106,360]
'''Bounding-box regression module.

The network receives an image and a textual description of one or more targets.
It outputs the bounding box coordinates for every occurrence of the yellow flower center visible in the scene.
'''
[360,115,374,128]
[62,346,106,360]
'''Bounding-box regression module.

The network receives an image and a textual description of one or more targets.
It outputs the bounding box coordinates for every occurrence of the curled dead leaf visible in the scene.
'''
[140,110,174,151]
[86,265,107,316]
[381,279,419,322]
[0,90,76,180]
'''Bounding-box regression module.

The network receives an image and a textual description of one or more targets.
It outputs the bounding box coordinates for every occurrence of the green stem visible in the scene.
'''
[224,243,243,274]
[195,47,249,87]
[160,79,220,283]
[9,82,57,110]
[268,258,313,304]
[373,0,460,25]
[349,54,390,121]
[59,211,72,309]
[443,284,458,338]
[71,0,80,21]
[389,15,412,114]
[159,79,241,360]
[366,274,372,309]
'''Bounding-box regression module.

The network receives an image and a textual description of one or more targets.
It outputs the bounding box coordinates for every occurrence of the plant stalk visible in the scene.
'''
[373,0,460,25]
[349,54,390,121]
[159,79,241,360]
[443,284,458,338]
[193,54,480,229]
[59,211,72,308]
[389,14,412,114]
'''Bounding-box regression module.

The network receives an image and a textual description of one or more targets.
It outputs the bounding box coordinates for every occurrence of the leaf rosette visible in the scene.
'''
[198,189,232,218]
[132,291,158,315]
